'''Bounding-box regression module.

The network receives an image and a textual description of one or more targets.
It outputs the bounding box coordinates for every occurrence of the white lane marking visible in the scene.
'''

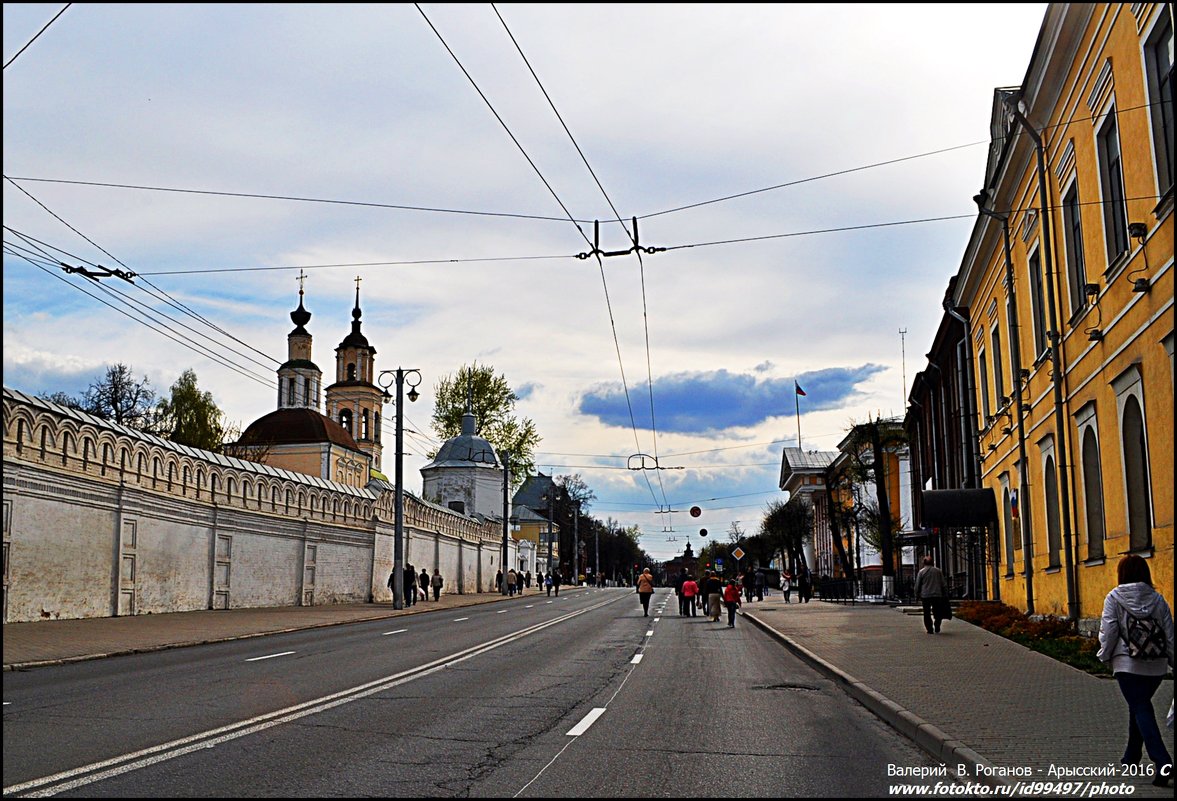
[5,594,629,798]
[245,651,295,662]
[453,617,469,622]
[631,654,643,664]
[381,629,408,636]
[645,630,653,637]
[565,707,607,737]
[653,617,660,622]
[496,610,507,614]
[525,605,534,608]
[546,601,553,605]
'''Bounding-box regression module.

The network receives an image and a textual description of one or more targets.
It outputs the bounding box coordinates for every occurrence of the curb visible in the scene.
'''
[740,608,1011,791]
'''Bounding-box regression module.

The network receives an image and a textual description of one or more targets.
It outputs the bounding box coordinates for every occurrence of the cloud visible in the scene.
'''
[577,364,886,434]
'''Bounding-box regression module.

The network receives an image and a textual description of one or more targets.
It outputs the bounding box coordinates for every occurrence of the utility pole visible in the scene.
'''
[501,451,511,594]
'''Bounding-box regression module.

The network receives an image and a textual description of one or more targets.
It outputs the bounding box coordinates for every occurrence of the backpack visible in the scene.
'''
[1120,607,1167,659]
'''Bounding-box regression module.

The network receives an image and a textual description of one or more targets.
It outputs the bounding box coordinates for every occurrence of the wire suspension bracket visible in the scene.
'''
[577,218,665,260]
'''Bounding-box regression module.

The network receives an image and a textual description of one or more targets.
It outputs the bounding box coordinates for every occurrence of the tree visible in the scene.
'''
[430,362,540,488]
[38,391,84,410]
[80,363,156,430]
[155,369,229,451]
[760,497,813,574]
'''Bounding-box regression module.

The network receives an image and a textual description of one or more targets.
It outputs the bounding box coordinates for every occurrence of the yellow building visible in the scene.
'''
[956,3,1173,627]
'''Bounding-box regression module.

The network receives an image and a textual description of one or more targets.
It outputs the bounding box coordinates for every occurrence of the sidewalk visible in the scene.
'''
[4,590,1173,795]
[740,595,1173,796]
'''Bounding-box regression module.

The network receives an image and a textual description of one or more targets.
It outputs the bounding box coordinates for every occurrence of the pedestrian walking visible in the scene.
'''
[507,568,518,597]
[799,567,813,603]
[705,571,723,623]
[741,570,754,603]
[545,573,553,597]
[723,579,742,627]
[674,571,686,615]
[525,570,532,590]
[404,564,416,607]
[387,569,396,603]
[419,568,430,601]
[681,574,698,617]
[515,570,525,596]
[782,571,792,603]
[1097,554,1174,787]
[913,556,949,634]
[636,568,655,617]
[552,571,562,596]
[754,569,765,602]
[431,568,444,601]
[495,569,503,593]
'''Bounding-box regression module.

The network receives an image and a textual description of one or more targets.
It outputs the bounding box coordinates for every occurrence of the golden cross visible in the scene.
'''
[297,269,307,294]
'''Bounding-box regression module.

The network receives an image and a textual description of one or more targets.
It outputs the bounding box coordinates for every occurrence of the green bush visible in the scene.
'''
[953,601,1110,676]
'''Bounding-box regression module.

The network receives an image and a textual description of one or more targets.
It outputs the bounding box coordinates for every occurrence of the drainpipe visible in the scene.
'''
[975,191,1034,615]
[1003,97,1078,625]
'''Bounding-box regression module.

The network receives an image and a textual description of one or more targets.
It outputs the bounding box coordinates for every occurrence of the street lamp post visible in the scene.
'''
[501,451,511,595]
[377,367,421,611]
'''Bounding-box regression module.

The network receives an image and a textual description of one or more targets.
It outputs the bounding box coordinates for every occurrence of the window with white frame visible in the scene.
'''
[1041,440,1062,569]
[1000,474,1014,575]
[1075,403,1105,562]
[1028,248,1048,357]
[1096,109,1129,264]
[1112,367,1153,551]
[1144,13,1173,197]
[1062,181,1088,316]
[991,325,1005,407]
[978,346,991,422]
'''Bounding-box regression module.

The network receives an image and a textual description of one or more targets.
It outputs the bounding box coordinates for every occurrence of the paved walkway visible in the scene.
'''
[4,590,1173,795]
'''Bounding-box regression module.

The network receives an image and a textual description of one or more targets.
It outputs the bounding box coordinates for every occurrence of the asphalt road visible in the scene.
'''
[3,588,939,797]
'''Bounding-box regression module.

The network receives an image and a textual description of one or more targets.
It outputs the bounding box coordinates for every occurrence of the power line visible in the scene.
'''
[134,253,574,277]
[3,3,71,71]
[4,175,595,224]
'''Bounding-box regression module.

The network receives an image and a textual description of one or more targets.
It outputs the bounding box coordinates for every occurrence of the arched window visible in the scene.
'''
[61,431,73,466]
[271,486,279,511]
[347,362,357,381]
[81,437,93,470]
[374,412,381,442]
[39,425,48,460]
[1081,428,1105,560]
[340,409,352,436]
[304,377,311,406]
[287,378,295,406]
[1002,487,1014,575]
[361,409,369,440]
[1122,397,1152,550]
[1044,456,1061,568]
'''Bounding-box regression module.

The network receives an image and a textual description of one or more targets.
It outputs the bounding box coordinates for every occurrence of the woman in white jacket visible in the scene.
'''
[1096,554,1174,787]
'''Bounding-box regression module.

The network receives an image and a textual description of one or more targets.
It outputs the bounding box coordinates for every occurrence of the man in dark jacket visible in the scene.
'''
[914,556,948,633]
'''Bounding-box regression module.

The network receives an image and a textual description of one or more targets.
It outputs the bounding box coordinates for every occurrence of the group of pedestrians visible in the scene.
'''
[669,569,743,627]
[387,564,444,604]
[780,568,812,603]
[495,569,535,596]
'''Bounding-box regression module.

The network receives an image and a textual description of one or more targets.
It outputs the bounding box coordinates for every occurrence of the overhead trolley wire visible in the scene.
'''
[3,3,71,71]
[492,3,671,516]
[420,2,665,512]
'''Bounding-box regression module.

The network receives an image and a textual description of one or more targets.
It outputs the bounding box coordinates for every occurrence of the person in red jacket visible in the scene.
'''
[680,574,699,617]
[723,579,742,628]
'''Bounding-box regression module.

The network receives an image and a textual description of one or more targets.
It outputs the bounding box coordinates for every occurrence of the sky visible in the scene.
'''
[2,3,1048,562]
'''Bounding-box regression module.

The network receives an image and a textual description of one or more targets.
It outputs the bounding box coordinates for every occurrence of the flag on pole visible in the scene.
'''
[795,381,806,396]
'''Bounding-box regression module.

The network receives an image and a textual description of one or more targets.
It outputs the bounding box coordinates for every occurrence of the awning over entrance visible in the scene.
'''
[921,488,997,527]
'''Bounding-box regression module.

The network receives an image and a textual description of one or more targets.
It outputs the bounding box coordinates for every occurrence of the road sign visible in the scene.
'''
[715,558,724,570]
[731,546,745,561]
